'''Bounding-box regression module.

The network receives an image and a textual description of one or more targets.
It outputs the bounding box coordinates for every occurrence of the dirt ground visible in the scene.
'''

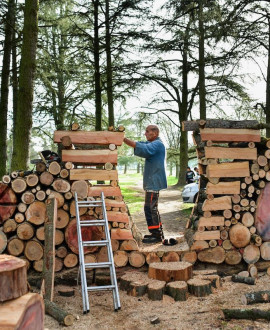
[44,185,270,330]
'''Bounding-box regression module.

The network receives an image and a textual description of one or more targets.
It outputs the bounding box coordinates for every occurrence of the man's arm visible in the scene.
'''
[123,137,136,148]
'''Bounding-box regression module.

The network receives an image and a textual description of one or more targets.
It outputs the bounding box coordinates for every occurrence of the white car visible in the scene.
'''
[182,182,199,203]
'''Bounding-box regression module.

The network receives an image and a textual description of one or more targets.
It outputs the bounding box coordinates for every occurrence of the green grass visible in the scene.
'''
[118,173,181,214]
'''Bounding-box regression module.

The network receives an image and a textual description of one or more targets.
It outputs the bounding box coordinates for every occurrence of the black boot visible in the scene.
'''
[142,235,162,244]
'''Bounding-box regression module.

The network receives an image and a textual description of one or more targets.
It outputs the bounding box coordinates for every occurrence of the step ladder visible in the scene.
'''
[74,192,121,314]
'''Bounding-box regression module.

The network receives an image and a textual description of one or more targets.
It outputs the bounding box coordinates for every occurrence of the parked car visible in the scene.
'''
[182,181,199,203]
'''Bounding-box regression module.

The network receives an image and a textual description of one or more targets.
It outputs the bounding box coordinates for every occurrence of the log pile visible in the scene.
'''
[183,119,270,266]
[0,128,146,272]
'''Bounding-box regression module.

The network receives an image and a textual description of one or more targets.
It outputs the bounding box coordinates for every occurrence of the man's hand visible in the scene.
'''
[123,137,136,148]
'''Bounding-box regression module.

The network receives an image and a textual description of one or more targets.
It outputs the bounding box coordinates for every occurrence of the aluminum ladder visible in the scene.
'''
[74,192,121,314]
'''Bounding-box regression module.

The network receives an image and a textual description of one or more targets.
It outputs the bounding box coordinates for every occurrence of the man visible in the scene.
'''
[123,125,167,243]
[186,166,195,184]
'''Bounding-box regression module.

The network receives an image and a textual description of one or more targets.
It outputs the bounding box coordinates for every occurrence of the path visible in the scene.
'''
[128,181,189,240]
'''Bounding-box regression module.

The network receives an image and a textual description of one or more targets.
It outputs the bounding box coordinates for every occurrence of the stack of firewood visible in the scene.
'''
[0,128,149,271]
[183,119,270,267]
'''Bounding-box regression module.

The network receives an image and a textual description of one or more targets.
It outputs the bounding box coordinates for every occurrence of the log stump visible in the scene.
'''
[148,261,193,283]
[166,281,188,301]
[187,278,212,297]
[0,255,28,301]
[147,280,166,301]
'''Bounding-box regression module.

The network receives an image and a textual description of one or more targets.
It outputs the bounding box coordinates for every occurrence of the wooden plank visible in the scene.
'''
[206,162,250,178]
[70,169,118,181]
[206,181,241,195]
[111,228,133,240]
[88,185,122,197]
[202,196,232,211]
[62,150,117,164]
[54,130,124,145]
[193,231,220,241]
[107,211,129,223]
[105,199,126,208]
[200,128,261,142]
[198,216,225,227]
[205,147,257,160]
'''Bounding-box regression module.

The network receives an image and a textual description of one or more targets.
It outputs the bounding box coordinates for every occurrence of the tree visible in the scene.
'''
[0,0,15,176]
[11,0,39,171]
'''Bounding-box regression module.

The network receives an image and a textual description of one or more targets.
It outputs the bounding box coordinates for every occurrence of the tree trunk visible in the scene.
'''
[0,0,15,177]
[198,0,206,120]
[265,19,270,138]
[93,0,102,131]
[105,0,114,127]
[11,0,39,171]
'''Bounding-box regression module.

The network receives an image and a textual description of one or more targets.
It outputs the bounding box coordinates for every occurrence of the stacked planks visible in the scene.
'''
[183,120,270,267]
[0,128,146,271]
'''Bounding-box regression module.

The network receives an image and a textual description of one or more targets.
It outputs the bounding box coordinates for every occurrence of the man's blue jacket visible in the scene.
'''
[134,137,167,191]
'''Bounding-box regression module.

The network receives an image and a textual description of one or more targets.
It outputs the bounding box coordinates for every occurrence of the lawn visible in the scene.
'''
[118,173,181,214]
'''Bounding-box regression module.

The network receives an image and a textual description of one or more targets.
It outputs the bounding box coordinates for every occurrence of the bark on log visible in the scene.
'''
[0,255,28,301]
[242,291,270,305]
[148,261,193,282]
[187,278,212,297]
[127,280,148,297]
[231,275,256,285]
[223,308,270,321]
[182,119,261,131]
[43,197,57,301]
[166,281,188,301]
[44,299,74,326]
[147,280,166,301]
[0,230,7,253]
[0,292,44,329]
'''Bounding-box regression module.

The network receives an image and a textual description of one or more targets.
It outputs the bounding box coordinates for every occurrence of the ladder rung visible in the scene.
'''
[85,262,112,269]
[87,285,115,292]
[80,220,106,226]
[78,202,102,207]
[82,240,108,247]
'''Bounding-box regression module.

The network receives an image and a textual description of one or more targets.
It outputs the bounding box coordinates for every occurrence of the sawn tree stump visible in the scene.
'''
[148,261,193,283]
[0,254,28,302]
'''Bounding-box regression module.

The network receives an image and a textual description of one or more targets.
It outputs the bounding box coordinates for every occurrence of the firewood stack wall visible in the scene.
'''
[0,128,146,272]
[183,120,270,266]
